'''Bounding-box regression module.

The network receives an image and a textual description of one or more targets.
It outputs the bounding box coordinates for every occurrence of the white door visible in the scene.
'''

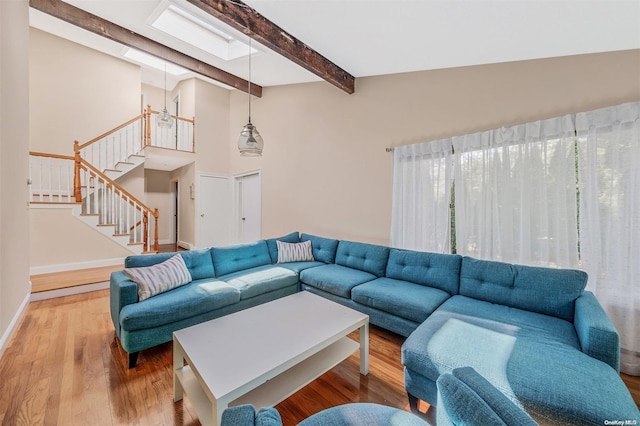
[237,173,261,243]
[198,174,233,248]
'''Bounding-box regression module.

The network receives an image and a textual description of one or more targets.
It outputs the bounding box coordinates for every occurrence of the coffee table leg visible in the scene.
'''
[173,336,184,402]
[360,322,369,375]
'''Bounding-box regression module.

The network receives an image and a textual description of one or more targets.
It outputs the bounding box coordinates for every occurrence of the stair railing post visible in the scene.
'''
[145,105,152,147]
[192,116,196,153]
[153,208,159,253]
[143,210,149,252]
[73,141,82,203]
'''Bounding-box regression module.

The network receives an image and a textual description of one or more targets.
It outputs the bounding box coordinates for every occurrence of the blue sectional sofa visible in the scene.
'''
[110,232,640,424]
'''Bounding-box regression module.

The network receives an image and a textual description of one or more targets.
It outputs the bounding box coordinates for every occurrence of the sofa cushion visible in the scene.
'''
[276,261,325,274]
[120,279,240,331]
[298,403,428,426]
[436,367,537,426]
[212,241,272,277]
[300,233,339,264]
[218,265,298,300]
[300,264,376,298]
[402,295,639,424]
[124,248,215,280]
[125,254,192,301]
[386,249,461,295]
[351,277,450,323]
[402,295,581,382]
[335,240,390,277]
[277,240,315,263]
[265,232,300,263]
[459,257,587,322]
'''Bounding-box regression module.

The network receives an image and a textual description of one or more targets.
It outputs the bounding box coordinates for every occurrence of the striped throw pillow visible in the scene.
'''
[277,240,315,263]
[125,254,192,301]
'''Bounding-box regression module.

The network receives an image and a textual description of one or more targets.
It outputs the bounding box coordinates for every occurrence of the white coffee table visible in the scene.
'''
[173,291,369,426]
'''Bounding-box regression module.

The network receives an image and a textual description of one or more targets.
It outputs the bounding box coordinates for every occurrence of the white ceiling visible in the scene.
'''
[30,0,640,91]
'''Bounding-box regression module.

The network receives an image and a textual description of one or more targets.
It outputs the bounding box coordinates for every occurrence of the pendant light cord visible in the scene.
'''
[248,34,252,123]
[164,61,168,109]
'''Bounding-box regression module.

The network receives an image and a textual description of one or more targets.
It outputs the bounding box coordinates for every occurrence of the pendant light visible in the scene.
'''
[237,34,263,156]
[157,61,173,128]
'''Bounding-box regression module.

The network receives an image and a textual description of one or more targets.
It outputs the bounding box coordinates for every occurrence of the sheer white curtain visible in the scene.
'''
[577,101,640,375]
[452,115,579,268]
[390,139,454,252]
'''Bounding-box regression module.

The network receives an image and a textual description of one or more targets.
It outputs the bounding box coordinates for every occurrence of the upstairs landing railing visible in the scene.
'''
[76,106,195,173]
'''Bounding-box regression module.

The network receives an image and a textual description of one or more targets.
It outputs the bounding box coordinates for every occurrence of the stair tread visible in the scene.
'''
[80,213,99,216]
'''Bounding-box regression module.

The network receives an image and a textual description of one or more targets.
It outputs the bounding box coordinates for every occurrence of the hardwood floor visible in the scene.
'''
[29,244,183,293]
[1,289,638,425]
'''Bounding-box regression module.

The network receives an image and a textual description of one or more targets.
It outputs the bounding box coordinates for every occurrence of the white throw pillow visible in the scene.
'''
[277,240,315,263]
[125,254,192,301]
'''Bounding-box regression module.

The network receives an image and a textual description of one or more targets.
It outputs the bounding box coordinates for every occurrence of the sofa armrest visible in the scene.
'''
[110,270,139,338]
[221,405,257,426]
[574,291,620,372]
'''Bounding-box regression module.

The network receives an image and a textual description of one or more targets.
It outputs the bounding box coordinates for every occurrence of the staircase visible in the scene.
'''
[29,106,195,254]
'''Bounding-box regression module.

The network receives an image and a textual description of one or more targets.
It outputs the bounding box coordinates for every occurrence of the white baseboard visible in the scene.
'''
[30,281,110,302]
[178,240,194,250]
[29,257,125,275]
[0,287,31,360]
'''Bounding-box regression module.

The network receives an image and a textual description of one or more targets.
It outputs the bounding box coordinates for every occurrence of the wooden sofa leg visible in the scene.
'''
[408,392,420,413]
[128,352,139,369]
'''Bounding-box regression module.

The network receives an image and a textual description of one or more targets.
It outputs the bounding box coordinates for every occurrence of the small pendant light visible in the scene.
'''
[158,61,173,128]
[238,34,263,156]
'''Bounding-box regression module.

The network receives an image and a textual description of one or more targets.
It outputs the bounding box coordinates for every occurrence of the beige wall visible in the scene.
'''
[29,29,141,154]
[172,163,197,248]
[1,0,31,350]
[194,78,231,175]
[229,49,640,245]
[142,83,167,113]
[28,29,148,269]
[29,208,131,267]
[145,170,174,243]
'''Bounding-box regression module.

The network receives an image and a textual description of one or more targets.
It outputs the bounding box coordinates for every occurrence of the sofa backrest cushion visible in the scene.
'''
[265,232,300,263]
[459,257,588,322]
[212,241,272,277]
[335,240,390,277]
[386,249,461,295]
[300,233,339,264]
[124,248,215,280]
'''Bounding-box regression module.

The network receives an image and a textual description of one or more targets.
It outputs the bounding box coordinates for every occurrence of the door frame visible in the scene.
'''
[170,177,179,247]
[234,170,262,243]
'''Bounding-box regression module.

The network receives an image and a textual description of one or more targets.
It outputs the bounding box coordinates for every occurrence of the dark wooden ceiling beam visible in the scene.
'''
[186,0,356,94]
[29,0,262,97]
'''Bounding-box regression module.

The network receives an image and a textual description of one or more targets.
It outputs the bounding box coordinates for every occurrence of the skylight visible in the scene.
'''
[123,48,189,76]
[150,3,257,61]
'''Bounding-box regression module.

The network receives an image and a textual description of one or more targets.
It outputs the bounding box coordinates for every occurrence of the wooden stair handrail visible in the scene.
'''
[77,157,156,214]
[75,156,159,253]
[29,151,75,161]
[146,107,195,125]
[77,113,145,151]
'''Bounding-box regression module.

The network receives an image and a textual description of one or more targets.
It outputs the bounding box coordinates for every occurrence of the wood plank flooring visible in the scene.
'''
[29,244,182,293]
[0,289,638,425]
